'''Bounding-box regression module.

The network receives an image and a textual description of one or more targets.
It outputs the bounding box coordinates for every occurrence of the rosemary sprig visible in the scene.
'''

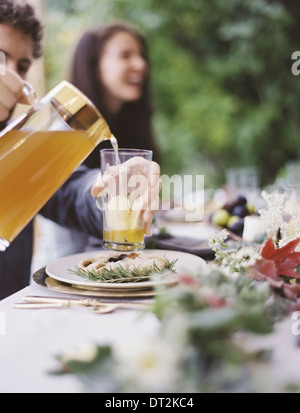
[69,258,177,283]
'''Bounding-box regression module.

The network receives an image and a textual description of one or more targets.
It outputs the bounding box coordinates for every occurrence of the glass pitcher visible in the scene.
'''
[0,80,113,251]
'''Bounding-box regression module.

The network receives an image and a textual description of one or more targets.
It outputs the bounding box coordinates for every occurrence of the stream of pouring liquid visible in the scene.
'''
[96,135,120,212]
[109,135,121,165]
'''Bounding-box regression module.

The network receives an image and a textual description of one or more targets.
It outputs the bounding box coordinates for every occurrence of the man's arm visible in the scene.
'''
[41,158,160,238]
[40,166,103,238]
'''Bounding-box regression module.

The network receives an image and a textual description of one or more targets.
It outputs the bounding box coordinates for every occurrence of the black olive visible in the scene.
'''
[108,254,127,262]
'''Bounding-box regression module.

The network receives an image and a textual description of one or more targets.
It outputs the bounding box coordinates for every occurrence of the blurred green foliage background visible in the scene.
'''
[44,0,300,189]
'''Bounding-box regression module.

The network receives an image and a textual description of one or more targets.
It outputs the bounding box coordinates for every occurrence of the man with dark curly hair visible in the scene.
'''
[0,0,43,128]
[0,0,43,57]
[0,0,44,298]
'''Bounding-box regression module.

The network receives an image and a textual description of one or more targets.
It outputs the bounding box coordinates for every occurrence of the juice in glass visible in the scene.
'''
[100,148,153,251]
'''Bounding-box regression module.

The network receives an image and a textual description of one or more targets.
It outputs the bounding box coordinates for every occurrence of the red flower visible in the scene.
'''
[261,238,300,279]
[246,238,300,302]
[206,295,227,308]
[174,273,199,287]
[248,258,278,281]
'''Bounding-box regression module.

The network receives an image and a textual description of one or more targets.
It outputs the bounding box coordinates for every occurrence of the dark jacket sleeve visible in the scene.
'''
[40,166,103,238]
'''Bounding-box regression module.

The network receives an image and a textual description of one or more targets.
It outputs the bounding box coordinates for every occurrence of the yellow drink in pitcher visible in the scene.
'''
[0,130,93,242]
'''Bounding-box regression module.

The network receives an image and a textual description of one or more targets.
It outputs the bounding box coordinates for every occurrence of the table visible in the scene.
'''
[0,283,160,393]
[1,219,300,393]
[1,277,300,393]
[1,222,216,393]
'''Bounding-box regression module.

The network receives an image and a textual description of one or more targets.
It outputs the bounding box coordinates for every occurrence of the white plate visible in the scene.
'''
[45,249,206,289]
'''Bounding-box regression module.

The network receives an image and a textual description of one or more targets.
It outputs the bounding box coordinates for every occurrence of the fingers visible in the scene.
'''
[91,173,104,198]
[143,210,155,236]
[122,156,149,171]
[140,161,161,212]
[148,160,160,177]
[92,160,160,199]
[90,167,118,198]
[0,69,33,122]
[20,82,38,105]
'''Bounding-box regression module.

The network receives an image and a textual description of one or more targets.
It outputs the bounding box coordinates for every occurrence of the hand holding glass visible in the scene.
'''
[93,149,160,251]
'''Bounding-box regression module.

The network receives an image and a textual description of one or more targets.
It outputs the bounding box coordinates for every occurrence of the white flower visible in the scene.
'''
[59,342,98,364]
[259,191,286,240]
[233,246,261,267]
[259,190,300,249]
[279,210,300,249]
[208,229,229,252]
[115,337,179,392]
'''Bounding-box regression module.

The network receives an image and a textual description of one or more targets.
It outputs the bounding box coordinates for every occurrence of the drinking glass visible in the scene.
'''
[226,166,259,196]
[99,148,153,251]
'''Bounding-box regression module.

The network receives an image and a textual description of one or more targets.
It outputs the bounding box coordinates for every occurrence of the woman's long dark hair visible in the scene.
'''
[69,22,160,166]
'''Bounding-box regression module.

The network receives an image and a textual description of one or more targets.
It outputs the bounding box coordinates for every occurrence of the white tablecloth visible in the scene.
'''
[1,281,300,393]
[2,212,300,395]
[0,283,159,393]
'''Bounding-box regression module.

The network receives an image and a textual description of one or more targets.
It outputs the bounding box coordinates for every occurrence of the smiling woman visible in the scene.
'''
[97,31,148,114]
[69,22,159,160]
